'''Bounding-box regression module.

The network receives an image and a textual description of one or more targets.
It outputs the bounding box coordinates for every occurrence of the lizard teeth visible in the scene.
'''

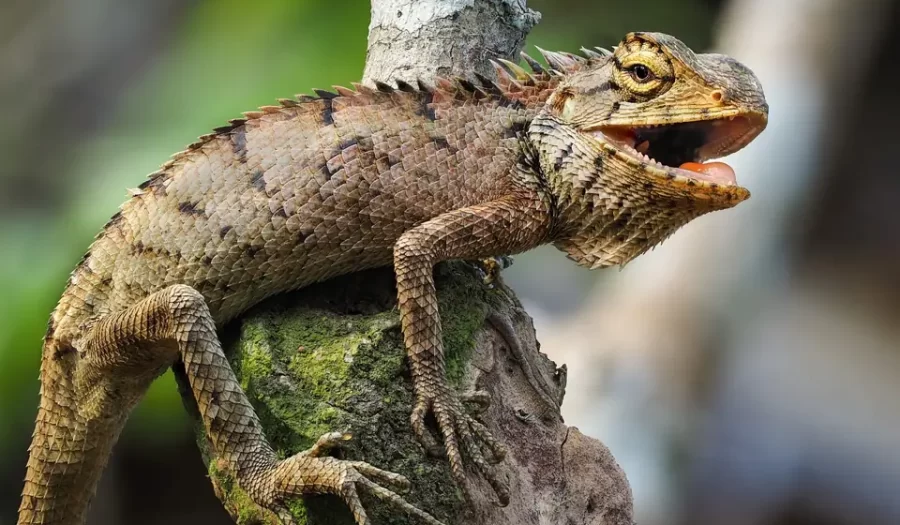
[591,130,666,168]
[625,143,661,166]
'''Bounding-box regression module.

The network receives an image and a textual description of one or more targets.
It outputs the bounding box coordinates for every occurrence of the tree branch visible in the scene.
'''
[363,0,540,83]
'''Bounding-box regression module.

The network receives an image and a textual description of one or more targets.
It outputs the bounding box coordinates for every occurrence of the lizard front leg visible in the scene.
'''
[393,194,551,505]
[75,284,443,525]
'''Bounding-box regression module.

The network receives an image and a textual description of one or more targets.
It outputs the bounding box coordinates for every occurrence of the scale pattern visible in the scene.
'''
[18,32,767,525]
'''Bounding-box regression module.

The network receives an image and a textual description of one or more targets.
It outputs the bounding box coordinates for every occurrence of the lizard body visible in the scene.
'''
[19,33,767,525]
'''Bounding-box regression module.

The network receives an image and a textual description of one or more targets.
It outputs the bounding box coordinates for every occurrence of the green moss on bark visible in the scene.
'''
[196,263,508,524]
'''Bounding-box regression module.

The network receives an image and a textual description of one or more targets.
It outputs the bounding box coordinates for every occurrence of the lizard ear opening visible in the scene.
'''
[547,87,574,119]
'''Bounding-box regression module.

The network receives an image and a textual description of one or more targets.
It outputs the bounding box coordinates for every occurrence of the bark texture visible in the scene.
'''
[197,264,632,524]
[193,1,634,523]
[363,0,541,84]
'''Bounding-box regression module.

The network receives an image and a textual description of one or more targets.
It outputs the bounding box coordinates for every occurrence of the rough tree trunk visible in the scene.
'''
[190,1,634,524]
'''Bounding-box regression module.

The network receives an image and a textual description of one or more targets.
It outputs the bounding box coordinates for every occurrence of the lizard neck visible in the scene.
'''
[529,113,708,269]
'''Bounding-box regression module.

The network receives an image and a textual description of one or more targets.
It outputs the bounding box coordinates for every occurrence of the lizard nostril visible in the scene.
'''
[711,90,725,104]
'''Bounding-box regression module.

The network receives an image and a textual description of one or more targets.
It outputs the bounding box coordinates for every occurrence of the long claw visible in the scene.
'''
[340,482,370,525]
[305,431,351,458]
[267,447,439,525]
[411,399,444,456]
[349,461,411,492]
[359,478,447,525]
[435,408,470,500]
[467,417,507,464]
[455,416,509,506]
[414,382,511,506]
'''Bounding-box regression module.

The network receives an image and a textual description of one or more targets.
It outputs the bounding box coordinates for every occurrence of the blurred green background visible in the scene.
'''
[3,0,899,524]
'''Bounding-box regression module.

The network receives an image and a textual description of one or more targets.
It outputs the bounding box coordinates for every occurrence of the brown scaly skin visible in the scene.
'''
[18,32,767,525]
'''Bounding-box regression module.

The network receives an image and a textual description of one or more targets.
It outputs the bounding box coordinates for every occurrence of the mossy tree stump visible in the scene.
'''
[180,262,633,525]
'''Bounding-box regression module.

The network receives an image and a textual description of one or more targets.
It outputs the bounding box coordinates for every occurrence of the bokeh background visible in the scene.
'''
[1,0,898,523]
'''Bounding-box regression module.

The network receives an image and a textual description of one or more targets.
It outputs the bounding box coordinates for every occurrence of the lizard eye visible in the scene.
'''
[627,64,653,83]
[612,37,675,100]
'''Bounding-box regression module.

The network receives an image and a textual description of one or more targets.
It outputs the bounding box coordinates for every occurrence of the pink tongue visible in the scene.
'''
[678,162,737,186]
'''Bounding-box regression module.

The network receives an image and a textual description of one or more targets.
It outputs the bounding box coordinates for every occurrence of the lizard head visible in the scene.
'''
[534,32,768,268]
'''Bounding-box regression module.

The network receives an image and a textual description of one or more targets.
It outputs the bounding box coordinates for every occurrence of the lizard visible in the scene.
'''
[17,32,767,525]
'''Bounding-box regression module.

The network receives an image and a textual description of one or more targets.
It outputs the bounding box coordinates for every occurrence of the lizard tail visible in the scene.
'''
[17,335,126,525]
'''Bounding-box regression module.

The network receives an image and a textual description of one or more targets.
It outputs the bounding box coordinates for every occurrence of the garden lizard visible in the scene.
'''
[18,32,767,525]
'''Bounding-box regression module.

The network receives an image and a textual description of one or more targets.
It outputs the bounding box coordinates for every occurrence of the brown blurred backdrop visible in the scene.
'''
[1,0,898,524]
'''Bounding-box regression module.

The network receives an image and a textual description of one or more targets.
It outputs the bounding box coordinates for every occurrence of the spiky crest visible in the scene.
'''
[134,44,606,195]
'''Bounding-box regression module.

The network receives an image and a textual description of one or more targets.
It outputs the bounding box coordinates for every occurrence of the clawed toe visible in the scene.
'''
[411,399,446,457]
[358,478,446,525]
[303,431,353,458]
[413,391,510,507]
[454,417,509,506]
[263,444,445,525]
[348,460,411,492]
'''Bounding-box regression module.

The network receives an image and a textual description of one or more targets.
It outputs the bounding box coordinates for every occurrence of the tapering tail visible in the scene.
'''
[17,337,126,525]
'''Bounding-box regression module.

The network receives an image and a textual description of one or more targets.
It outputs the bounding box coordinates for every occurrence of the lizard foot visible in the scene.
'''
[411,385,510,506]
[261,432,445,525]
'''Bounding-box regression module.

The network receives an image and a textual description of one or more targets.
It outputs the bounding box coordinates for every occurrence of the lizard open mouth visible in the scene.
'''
[591,115,765,187]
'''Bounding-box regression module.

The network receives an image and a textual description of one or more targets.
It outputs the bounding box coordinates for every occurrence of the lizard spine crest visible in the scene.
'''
[134,47,604,195]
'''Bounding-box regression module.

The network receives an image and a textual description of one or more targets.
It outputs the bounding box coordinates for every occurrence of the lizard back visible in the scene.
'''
[52,81,554,344]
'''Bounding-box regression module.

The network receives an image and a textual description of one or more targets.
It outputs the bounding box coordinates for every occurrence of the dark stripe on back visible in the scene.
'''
[320,98,334,125]
[231,128,248,163]
[250,170,266,191]
[178,201,204,216]
[416,91,437,121]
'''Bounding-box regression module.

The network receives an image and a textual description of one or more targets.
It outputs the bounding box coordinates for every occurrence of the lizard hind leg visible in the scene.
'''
[22,284,445,525]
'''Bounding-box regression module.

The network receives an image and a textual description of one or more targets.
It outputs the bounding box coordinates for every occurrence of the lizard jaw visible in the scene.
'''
[590,114,766,188]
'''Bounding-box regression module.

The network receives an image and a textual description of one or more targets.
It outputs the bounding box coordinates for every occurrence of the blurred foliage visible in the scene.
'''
[0,0,714,462]
[0,0,372,451]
